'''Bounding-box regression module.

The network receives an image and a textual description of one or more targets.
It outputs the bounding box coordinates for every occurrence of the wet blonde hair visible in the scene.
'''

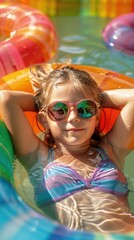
[29,63,103,146]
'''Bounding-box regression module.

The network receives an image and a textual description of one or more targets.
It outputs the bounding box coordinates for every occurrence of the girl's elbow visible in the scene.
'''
[0,90,14,110]
[0,90,13,102]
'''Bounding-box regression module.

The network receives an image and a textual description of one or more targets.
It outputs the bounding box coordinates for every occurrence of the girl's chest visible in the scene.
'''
[52,152,102,179]
[39,142,104,176]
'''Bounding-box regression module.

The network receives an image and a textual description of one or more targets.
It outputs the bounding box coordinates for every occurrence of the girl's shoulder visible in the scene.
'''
[19,139,49,171]
[98,135,129,172]
[37,139,50,163]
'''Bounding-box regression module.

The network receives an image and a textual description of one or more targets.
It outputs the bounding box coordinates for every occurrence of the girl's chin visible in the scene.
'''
[61,139,87,146]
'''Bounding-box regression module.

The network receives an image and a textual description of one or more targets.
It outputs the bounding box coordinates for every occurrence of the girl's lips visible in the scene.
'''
[66,128,84,132]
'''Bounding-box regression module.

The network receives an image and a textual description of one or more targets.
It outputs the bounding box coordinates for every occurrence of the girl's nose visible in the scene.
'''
[67,107,79,122]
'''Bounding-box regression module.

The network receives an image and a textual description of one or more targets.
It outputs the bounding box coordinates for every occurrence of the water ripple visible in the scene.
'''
[52,16,134,78]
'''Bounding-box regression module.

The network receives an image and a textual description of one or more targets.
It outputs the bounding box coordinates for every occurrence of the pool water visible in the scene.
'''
[14,149,134,233]
[51,16,134,77]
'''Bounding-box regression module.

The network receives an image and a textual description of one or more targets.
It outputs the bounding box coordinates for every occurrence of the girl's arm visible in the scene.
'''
[102,89,134,150]
[0,90,41,158]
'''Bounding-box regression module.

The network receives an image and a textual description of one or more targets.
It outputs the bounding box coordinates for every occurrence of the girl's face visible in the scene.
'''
[44,82,101,147]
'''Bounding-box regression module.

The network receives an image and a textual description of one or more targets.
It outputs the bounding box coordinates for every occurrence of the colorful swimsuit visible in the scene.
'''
[28,146,128,206]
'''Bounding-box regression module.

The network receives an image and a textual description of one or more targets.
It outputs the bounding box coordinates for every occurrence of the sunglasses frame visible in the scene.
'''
[46,99,100,122]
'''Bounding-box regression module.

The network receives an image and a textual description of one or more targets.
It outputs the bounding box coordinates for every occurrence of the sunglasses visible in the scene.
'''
[46,99,100,122]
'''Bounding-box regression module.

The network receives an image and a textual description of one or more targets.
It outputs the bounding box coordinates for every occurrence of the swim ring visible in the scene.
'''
[0,4,58,78]
[0,64,134,240]
[102,13,134,55]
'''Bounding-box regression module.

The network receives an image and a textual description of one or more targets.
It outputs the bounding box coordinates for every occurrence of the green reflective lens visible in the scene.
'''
[52,102,68,119]
[77,100,95,118]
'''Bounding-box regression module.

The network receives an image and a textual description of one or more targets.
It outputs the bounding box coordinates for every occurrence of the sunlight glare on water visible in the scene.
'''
[51,16,134,77]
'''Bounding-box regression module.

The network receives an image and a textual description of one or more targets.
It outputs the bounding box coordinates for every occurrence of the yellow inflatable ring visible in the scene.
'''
[0,64,134,240]
[0,4,58,78]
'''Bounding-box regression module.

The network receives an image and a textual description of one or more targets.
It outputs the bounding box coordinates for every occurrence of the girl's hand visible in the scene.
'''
[101,89,134,110]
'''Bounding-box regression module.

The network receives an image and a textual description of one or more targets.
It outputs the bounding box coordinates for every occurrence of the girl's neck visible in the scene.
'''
[54,142,100,167]
[55,142,91,157]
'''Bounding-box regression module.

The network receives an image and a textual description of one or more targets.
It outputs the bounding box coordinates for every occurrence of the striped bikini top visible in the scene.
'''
[28,146,128,206]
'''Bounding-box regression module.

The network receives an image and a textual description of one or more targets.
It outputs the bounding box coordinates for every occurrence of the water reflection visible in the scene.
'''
[125,150,134,214]
[51,16,134,77]
[13,148,134,233]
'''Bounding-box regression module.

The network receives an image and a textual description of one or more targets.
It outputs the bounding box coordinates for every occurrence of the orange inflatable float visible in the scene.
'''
[0,63,134,135]
[0,64,134,240]
[0,4,58,78]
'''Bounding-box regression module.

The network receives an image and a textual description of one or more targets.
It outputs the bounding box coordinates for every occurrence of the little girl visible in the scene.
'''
[0,64,134,233]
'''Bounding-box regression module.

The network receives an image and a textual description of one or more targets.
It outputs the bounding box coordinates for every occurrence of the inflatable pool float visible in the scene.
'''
[0,4,58,78]
[102,13,134,55]
[0,64,134,240]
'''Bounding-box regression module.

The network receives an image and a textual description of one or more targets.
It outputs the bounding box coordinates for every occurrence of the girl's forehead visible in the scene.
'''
[49,82,94,102]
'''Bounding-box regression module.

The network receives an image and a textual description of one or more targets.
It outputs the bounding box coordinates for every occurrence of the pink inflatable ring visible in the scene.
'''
[102,13,134,55]
[0,4,58,77]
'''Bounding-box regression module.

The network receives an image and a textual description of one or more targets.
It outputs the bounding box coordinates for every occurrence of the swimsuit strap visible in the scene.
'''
[47,146,108,165]
[95,146,109,161]
[47,148,54,163]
